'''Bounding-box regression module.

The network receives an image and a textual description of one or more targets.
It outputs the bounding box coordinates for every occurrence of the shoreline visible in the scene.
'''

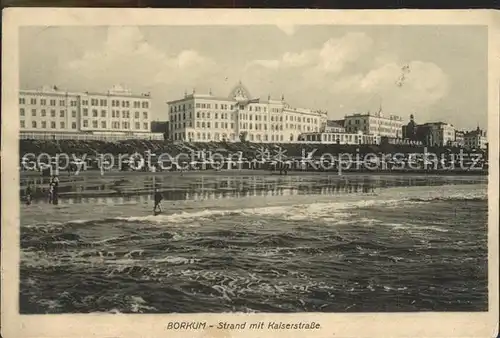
[19,168,488,178]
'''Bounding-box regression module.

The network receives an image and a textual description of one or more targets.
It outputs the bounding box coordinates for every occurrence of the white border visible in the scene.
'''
[2,9,499,338]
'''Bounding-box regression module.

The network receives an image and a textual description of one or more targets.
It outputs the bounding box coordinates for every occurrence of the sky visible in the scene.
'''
[20,25,487,130]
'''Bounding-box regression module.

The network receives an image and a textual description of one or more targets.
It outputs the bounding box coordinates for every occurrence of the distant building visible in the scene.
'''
[417,122,455,146]
[324,120,346,133]
[166,82,328,143]
[300,130,380,145]
[402,114,418,140]
[454,130,465,147]
[151,121,170,140]
[344,109,403,138]
[464,126,487,150]
[19,85,162,140]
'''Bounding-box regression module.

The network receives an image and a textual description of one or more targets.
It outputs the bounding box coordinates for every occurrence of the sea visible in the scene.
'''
[19,173,488,313]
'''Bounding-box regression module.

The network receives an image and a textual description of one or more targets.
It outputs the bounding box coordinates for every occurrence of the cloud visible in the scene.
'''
[243,32,448,120]
[246,32,373,74]
[62,27,214,90]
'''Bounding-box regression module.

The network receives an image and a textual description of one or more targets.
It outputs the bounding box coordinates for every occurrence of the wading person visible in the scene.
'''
[25,183,33,205]
[153,187,163,214]
[48,183,54,204]
[51,175,59,205]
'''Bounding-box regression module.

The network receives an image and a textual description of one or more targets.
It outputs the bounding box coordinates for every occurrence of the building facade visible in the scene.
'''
[464,127,487,150]
[300,130,380,145]
[454,130,465,147]
[167,82,328,143]
[418,122,456,147]
[19,85,161,140]
[344,110,404,138]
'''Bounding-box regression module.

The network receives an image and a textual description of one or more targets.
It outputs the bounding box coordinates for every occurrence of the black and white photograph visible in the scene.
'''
[2,8,499,338]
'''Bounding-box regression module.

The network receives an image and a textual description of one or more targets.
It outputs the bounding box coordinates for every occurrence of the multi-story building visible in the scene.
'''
[166,82,328,143]
[418,122,455,147]
[19,85,161,140]
[151,121,169,140]
[344,109,404,138]
[454,130,465,147]
[323,120,346,133]
[464,126,487,150]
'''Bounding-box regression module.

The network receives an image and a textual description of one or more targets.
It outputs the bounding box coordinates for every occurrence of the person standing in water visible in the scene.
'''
[153,187,163,214]
[25,183,33,205]
[47,182,54,204]
[51,175,60,205]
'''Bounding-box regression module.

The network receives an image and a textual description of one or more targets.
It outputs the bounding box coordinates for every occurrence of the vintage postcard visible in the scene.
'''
[2,8,499,338]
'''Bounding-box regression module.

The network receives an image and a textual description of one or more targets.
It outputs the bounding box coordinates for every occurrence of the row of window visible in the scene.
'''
[84,99,149,108]
[20,97,150,109]
[172,102,286,113]
[81,120,148,130]
[20,108,77,118]
[347,119,402,127]
[81,109,148,119]
[20,98,78,106]
[346,126,400,135]
[21,120,76,129]
[171,111,319,124]
[175,132,286,142]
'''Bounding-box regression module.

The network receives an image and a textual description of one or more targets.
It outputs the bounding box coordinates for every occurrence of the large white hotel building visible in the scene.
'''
[19,85,162,140]
[167,82,328,143]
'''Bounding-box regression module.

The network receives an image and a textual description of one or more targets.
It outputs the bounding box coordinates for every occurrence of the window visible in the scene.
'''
[135,112,140,118]
[143,112,148,119]
[100,99,107,106]
[135,122,140,129]
[83,108,88,116]
[101,121,106,129]
[72,110,76,118]
[41,99,46,105]
[41,109,46,117]
[142,101,149,108]
[122,111,126,118]
[19,98,25,104]
[50,121,55,129]
[50,99,56,106]
[72,122,77,129]
[82,100,88,106]
[31,109,36,116]
[51,110,56,117]
[83,120,88,127]
[42,121,47,128]
[20,108,25,116]
[71,100,77,107]
[134,101,140,108]
[60,100,65,106]
[60,110,65,117]
[60,122,65,129]
[101,110,106,117]
[20,120,25,128]
[92,121,98,128]
[32,121,37,128]
[31,98,37,105]
[92,109,98,117]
